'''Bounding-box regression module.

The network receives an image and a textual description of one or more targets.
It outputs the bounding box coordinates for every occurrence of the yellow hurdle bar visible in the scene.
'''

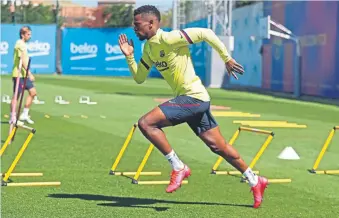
[3,182,61,187]
[233,121,306,128]
[233,120,289,124]
[243,179,291,184]
[239,127,273,135]
[113,172,161,176]
[16,123,35,132]
[213,171,231,175]
[134,180,189,185]
[211,126,288,182]
[110,123,138,174]
[249,134,274,169]
[226,170,260,175]
[267,179,292,183]
[1,173,43,177]
[244,124,307,128]
[2,131,35,183]
[311,170,339,175]
[0,126,17,156]
[132,143,155,182]
[311,128,336,171]
[211,127,274,174]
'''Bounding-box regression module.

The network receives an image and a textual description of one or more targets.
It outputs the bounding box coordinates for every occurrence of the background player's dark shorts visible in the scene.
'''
[12,77,34,94]
[158,95,218,136]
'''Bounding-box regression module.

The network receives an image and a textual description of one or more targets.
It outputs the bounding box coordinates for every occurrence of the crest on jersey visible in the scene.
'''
[160,50,165,57]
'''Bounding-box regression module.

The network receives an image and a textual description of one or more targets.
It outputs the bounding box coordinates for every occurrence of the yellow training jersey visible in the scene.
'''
[126,28,232,102]
[12,39,29,77]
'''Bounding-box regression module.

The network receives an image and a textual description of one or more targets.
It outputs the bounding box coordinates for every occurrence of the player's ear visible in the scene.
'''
[149,19,153,29]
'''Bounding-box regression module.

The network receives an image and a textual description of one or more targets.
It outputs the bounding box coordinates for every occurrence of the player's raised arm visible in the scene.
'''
[119,34,153,84]
[164,28,244,78]
[164,28,232,62]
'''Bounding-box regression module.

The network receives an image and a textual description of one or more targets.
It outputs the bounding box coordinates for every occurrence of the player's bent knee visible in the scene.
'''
[205,139,226,155]
[207,142,240,159]
[138,117,149,133]
[202,136,222,154]
[29,88,37,97]
[208,144,223,155]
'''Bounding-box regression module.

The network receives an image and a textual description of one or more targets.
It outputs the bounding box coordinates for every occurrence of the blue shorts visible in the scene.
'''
[158,95,218,136]
[12,77,34,95]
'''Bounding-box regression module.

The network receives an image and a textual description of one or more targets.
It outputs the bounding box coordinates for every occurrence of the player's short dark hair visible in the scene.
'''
[134,5,161,21]
[19,26,31,39]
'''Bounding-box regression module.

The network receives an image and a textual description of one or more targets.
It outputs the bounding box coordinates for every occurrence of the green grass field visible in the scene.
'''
[1,75,339,217]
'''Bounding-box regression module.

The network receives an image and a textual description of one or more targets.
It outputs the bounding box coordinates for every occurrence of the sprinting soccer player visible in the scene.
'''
[11,26,36,124]
[118,5,268,208]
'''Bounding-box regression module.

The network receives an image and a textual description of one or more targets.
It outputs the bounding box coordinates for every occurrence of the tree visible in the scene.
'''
[102,4,134,27]
[1,2,14,23]
[1,2,55,24]
[22,3,55,24]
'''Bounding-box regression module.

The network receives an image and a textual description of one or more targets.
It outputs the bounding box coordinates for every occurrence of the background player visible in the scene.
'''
[11,26,36,125]
[118,5,268,208]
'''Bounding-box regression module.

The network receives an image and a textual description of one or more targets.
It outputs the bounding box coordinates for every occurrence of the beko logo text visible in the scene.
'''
[27,40,50,57]
[27,40,50,52]
[105,43,122,54]
[70,43,98,60]
[104,43,124,61]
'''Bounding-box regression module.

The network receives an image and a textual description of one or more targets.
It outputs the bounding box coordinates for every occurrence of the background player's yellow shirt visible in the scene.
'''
[12,39,29,77]
[126,28,232,102]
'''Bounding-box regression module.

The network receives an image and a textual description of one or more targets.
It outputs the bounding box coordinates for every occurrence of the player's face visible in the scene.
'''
[133,14,151,41]
[22,31,32,42]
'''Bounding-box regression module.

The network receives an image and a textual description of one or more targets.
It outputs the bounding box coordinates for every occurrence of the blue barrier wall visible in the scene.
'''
[62,27,175,77]
[0,24,56,74]
[263,1,339,98]
[230,2,263,87]
[61,27,143,76]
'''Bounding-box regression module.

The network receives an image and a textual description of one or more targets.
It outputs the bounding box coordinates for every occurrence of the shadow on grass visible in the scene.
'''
[47,193,252,211]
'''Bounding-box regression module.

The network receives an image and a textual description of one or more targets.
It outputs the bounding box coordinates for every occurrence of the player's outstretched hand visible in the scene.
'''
[118,34,134,56]
[225,58,245,80]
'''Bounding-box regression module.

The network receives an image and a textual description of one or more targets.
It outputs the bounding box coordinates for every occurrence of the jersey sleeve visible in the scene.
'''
[125,43,153,84]
[163,28,232,62]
